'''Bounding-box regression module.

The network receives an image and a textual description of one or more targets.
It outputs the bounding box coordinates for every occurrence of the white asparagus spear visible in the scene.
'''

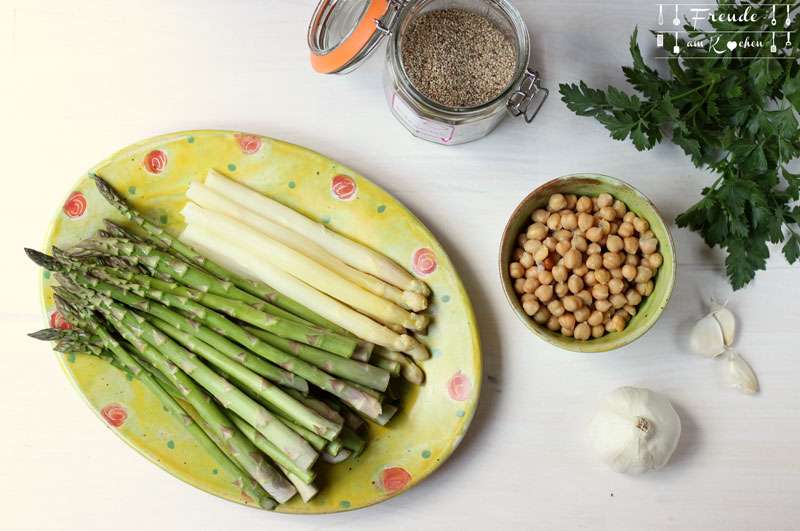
[186,181,427,312]
[205,169,431,296]
[278,465,318,503]
[181,202,429,332]
[179,223,430,360]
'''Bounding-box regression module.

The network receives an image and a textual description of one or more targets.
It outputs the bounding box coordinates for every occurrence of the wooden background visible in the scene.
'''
[2,1,798,529]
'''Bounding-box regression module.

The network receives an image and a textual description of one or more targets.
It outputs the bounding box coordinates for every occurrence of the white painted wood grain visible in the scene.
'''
[1,1,798,529]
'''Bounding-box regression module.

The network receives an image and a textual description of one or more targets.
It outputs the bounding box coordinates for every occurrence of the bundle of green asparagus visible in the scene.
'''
[27,175,429,508]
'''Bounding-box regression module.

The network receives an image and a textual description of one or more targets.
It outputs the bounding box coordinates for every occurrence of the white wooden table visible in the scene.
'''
[2,1,798,529]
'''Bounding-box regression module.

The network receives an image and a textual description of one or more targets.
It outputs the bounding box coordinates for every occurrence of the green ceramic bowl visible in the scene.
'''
[499,174,676,353]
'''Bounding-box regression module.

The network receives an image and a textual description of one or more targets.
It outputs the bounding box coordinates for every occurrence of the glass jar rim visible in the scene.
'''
[391,0,532,116]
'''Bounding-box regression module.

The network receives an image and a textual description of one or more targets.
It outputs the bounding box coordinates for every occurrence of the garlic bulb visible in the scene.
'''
[589,386,681,475]
[727,349,758,395]
[689,298,736,357]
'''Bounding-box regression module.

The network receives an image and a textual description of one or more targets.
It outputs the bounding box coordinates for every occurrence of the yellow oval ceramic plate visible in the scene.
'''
[38,130,481,513]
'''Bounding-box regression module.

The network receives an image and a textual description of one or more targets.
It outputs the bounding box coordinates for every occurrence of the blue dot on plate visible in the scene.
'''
[288,181,296,189]
[128,186,136,195]
[125,374,134,381]
[167,440,175,449]
[377,205,386,213]
[212,469,218,475]
[43,271,51,279]
[67,353,76,363]
[421,450,431,458]
[227,163,237,171]
[163,405,169,412]
[456,410,465,418]
[87,173,96,180]
[441,295,451,303]
[432,349,442,358]
[160,215,168,224]
[322,215,331,224]
[187,136,195,143]
[339,501,351,508]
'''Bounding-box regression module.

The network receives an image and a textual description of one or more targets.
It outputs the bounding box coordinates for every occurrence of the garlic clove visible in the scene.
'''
[710,298,736,346]
[727,349,758,395]
[689,313,725,357]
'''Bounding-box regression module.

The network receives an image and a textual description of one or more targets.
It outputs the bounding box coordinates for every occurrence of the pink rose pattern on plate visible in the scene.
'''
[63,191,87,219]
[446,371,471,402]
[143,149,168,174]
[235,134,262,154]
[331,174,357,201]
[412,247,437,276]
[101,403,128,427]
[379,467,411,492]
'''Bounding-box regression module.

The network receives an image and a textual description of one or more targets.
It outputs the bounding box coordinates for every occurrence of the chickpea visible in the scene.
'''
[523,239,541,254]
[623,304,637,317]
[547,299,565,317]
[597,219,612,236]
[610,293,627,309]
[547,315,561,331]
[591,324,605,338]
[527,222,548,240]
[599,206,616,222]
[606,234,624,253]
[552,229,570,242]
[547,194,566,211]
[605,319,617,332]
[532,209,549,223]
[610,267,624,279]
[647,252,663,269]
[635,265,653,284]
[533,306,551,324]
[546,213,562,231]
[573,264,589,277]
[586,227,603,242]
[560,326,574,337]
[573,306,591,323]
[577,289,593,307]
[609,222,619,236]
[600,255,620,274]
[554,282,569,298]
[623,211,636,224]
[577,212,594,232]
[533,246,548,261]
[538,270,554,285]
[552,265,568,283]
[587,310,604,326]
[617,222,634,238]
[612,199,627,218]
[594,268,611,284]
[592,283,610,300]
[517,234,528,247]
[519,252,534,269]
[542,255,555,270]
[633,217,649,234]
[623,236,639,254]
[514,278,526,294]
[571,235,588,253]
[595,298,612,313]
[523,277,539,293]
[621,264,637,281]
[561,213,578,231]
[597,193,613,208]
[510,262,524,278]
[612,313,627,332]
[584,270,597,287]
[626,289,643,306]
[573,322,591,340]
[543,236,557,251]
[534,284,554,302]
[625,253,639,266]
[635,280,650,297]
[521,293,537,302]
[568,274,584,294]
[608,277,625,295]
[525,266,538,279]
[522,300,540,316]
[563,249,582,270]
[562,295,583,312]
[555,240,572,257]
[640,236,659,255]
[558,313,576,330]
[576,196,593,213]
[586,254,603,270]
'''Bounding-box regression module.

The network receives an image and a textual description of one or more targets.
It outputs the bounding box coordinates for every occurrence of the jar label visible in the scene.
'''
[391,94,455,143]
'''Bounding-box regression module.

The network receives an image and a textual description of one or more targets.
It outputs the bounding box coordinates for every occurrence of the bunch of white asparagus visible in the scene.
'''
[181,169,431,380]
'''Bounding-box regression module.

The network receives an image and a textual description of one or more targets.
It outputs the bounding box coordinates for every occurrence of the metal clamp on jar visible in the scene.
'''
[308,0,548,145]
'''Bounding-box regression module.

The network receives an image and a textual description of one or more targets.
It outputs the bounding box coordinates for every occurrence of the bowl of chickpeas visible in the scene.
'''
[499,174,676,352]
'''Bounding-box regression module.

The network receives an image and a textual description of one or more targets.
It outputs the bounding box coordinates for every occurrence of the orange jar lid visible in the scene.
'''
[308,0,403,74]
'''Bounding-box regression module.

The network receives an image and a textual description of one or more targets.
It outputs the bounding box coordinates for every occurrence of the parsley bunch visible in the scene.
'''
[559,1,800,289]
